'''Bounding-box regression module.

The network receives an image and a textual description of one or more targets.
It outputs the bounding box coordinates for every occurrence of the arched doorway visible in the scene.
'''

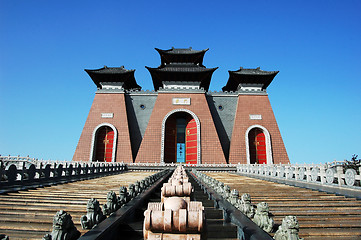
[93,126,115,162]
[248,127,267,164]
[163,112,198,164]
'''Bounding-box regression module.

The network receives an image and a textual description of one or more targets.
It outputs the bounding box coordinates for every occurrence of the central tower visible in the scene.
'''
[135,47,225,164]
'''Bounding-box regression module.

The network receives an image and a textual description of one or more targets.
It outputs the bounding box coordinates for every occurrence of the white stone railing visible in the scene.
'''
[237,163,361,188]
[128,162,238,167]
[0,156,127,188]
[0,155,71,168]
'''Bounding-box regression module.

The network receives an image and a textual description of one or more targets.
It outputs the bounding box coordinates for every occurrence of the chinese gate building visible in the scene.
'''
[73,48,289,165]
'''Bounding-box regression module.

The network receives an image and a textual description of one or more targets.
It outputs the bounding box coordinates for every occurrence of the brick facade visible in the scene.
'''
[72,93,133,163]
[228,94,289,164]
[135,92,227,164]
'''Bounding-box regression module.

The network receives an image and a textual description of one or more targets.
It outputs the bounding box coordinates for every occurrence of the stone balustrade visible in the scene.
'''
[0,156,127,191]
[237,163,361,188]
[129,162,238,168]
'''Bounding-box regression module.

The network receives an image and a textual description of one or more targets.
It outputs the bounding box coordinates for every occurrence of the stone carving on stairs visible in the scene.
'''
[80,198,106,229]
[42,210,81,240]
[228,189,241,209]
[0,234,9,240]
[128,183,136,199]
[118,186,129,205]
[253,202,274,233]
[103,191,120,216]
[274,216,304,240]
[144,165,205,240]
[238,193,255,218]
[222,185,231,199]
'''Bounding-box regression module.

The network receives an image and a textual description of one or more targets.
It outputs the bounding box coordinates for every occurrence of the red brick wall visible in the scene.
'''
[135,93,227,164]
[228,95,289,164]
[72,93,133,163]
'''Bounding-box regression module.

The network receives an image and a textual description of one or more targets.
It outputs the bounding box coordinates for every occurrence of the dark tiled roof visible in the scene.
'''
[155,47,208,55]
[230,67,279,76]
[85,66,141,90]
[147,47,217,91]
[146,63,217,72]
[222,67,279,92]
[146,65,217,91]
[155,47,208,66]
[85,65,133,74]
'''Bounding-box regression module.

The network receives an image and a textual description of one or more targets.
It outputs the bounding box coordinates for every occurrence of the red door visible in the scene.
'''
[186,119,197,164]
[95,126,114,162]
[164,116,176,163]
[249,128,267,164]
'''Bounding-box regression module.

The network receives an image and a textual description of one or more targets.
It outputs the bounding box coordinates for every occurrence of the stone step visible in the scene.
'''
[299,227,361,236]
[204,208,224,219]
[265,202,361,207]
[0,171,156,240]
[0,204,86,212]
[205,172,361,239]
[0,221,88,235]
[206,223,238,238]
[0,229,49,240]
[300,236,361,240]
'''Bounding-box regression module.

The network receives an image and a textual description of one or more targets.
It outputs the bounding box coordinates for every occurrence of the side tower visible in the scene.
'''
[72,66,140,162]
[225,67,289,164]
[135,47,227,164]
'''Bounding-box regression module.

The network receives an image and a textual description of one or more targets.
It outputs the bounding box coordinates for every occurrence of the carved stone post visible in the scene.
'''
[319,165,326,185]
[305,166,311,182]
[276,165,281,178]
[336,165,345,186]
[285,165,290,179]
[294,166,300,180]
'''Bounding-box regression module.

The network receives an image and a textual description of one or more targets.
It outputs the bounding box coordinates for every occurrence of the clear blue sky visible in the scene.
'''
[0,0,360,164]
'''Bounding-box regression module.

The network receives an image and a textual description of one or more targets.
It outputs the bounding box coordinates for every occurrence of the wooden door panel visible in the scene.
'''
[95,126,114,162]
[186,119,197,164]
[249,128,267,164]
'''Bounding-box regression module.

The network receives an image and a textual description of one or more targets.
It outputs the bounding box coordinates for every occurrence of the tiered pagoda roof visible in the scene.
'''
[222,67,279,92]
[146,47,217,91]
[85,66,141,90]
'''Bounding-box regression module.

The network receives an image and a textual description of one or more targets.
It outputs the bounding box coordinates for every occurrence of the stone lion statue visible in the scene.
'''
[253,202,274,233]
[238,193,255,219]
[134,181,141,195]
[103,191,120,216]
[222,185,231,199]
[274,216,304,240]
[80,198,106,229]
[43,210,80,240]
[228,189,240,208]
[0,234,9,240]
[128,184,136,199]
[216,181,224,194]
[118,186,128,205]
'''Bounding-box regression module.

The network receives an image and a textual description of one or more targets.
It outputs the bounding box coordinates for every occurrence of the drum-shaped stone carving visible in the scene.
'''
[345,169,356,186]
[161,183,193,197]
[310,167,319,182]
[325,168,336,184]
[144,197,204,239]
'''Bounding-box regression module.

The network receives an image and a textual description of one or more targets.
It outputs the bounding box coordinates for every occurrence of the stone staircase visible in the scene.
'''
[0,171,156,240]
[115,171,238,240]
[190,173,238,240]
[205,172,361,240]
